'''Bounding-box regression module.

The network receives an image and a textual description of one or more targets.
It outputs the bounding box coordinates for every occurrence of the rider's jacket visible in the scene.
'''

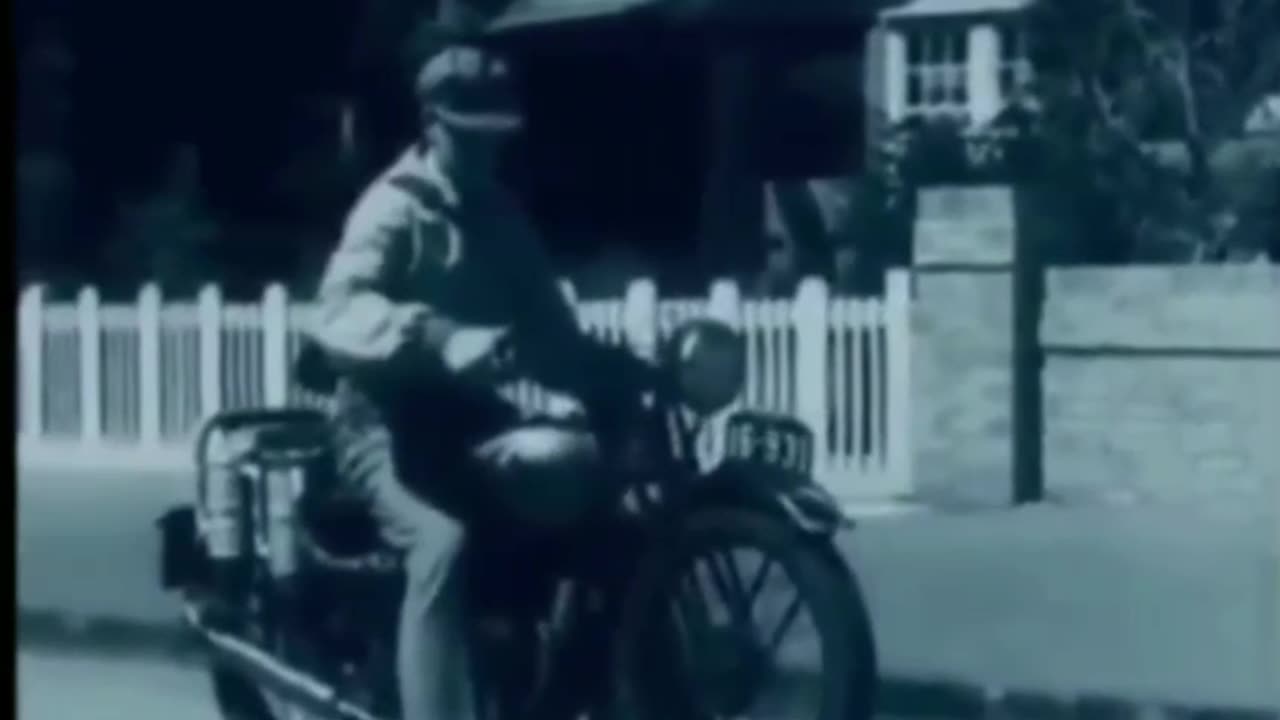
[307,146,583,390]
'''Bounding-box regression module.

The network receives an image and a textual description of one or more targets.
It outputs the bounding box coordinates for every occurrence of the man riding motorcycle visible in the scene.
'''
[306,44,638,720]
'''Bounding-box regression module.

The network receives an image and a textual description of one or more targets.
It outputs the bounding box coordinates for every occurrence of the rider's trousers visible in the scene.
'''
[330,382,599,720]
[334,419,476,720]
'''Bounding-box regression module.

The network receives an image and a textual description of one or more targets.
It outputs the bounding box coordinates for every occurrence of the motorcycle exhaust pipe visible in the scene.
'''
[182,604,384,720]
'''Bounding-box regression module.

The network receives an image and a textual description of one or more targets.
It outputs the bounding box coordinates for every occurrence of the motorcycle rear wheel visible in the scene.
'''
[611,507,877,720]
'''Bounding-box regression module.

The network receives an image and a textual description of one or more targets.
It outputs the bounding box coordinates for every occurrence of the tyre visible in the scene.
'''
[612,508,877,720]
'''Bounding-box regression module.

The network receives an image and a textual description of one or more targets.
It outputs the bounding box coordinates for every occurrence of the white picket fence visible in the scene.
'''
[16,272,913,501]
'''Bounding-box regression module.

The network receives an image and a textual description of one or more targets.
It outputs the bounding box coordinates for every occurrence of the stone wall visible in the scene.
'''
[910,184,1280,506]
[1041,264,1280,503]
[910,186,1020,507]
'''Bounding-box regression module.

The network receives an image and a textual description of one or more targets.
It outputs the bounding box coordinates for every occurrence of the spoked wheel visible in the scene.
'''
[613,509,877,720]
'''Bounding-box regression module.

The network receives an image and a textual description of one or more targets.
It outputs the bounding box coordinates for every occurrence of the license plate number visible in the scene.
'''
[723,414,813,477]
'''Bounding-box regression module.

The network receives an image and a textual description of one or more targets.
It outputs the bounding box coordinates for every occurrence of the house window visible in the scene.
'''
[997,25,1033,100]
[903,28,969,118]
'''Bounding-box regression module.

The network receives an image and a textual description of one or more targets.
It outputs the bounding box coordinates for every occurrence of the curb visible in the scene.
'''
[18,609,1277,720]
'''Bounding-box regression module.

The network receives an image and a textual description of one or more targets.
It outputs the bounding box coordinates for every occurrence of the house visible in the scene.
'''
[866,0,1036,128]
[1245,94,1280,135]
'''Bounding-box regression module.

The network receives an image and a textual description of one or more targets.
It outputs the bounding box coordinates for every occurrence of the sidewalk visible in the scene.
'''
[17,466,1280,717]
[845,500,1279,711]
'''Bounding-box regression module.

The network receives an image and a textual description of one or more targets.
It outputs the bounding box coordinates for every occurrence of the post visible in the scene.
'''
[911,185,1024,506]
[559,278,580,327]
[622,278,659,362]
[19,285,45,440]
[792,277,831,479]
[1011,192,1045,503]
[697,51,762,279]
[706,278,742,329]
[885,270,914,498]
[967,23,1001,125]
[262,284,290,408]
[339,98,357,161]
[885,28,908,123]
[78,287,103,444]
[138,284,162,447]
[198,285,223,420]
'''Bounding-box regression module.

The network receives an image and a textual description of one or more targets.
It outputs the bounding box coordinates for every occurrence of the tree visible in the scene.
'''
[110,146,220,296]
[1029,0,1280,261]
[17,18,78,287]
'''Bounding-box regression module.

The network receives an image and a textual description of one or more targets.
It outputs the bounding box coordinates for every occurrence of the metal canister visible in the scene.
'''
[262,456,303,580]
[202,430,254,605]
[203,431,246,562]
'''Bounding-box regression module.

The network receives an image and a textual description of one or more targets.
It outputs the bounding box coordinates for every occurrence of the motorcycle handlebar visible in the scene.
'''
[193,409,329,464]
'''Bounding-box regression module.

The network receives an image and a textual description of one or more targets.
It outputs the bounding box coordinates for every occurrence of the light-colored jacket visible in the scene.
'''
[308,146,584,389]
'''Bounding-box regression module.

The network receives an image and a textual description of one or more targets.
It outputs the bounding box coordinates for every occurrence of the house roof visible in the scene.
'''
[1245,94,1280,134]
[477,0,903,33]
[879,0,1033,21]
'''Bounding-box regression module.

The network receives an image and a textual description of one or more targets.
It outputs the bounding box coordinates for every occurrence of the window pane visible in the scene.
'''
[1000,27,1024,61]
[926,71,946,103]
[1017,62,1033,86]
[907,33,924,64]
[924,34,941,63]
[949,30,969,63]
[906,71,922,104]
[999,66,1014,96]
[951,70,968,103]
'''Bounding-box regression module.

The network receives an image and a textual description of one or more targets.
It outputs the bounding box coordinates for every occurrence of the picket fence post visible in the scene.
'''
[138,284,162,447]
[19,285,45,440]
[707,279,742,328]
[622,278,659,361]
[885,269,914,497]
[558,278,578,308]
[792,277,831,480]
[77,287,102,444]
[262,284,290,408]
[198,284,223,420]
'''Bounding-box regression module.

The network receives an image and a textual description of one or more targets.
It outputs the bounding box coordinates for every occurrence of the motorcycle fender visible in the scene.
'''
[673,467,854,538]
[157,504,210,590]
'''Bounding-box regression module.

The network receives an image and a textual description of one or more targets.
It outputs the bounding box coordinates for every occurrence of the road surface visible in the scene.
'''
[18,649,934,720]
[19,465,1280,707]
[19,650,220,720]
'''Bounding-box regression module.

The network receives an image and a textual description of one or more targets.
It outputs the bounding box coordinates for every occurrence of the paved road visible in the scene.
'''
[18,466,1280,708]
[18,649,933,720]
[19,650,221,720]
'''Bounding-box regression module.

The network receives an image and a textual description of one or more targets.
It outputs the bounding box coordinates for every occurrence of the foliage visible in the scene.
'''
[1028,0,1280,261]
[17,151,77,288]
[109,147,221,296]
[20,0,1278,294]
[844,0,1280,267]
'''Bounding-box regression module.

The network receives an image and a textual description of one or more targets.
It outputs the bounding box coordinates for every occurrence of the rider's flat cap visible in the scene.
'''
[416,45,524,133]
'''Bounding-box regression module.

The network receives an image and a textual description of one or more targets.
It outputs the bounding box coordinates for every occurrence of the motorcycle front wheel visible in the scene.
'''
[612,508,877,720]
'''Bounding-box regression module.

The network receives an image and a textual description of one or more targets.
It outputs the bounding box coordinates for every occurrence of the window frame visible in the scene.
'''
[901,24,971,121]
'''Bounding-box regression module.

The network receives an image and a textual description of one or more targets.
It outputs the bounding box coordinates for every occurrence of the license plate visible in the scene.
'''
[723,413,814,477]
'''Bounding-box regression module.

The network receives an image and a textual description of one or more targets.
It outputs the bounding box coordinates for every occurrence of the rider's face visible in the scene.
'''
[428,121,511,188]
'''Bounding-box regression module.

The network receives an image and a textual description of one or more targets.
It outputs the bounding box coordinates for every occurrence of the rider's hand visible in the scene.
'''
[398,303,434,335]
[442,326,511,378]
[542,390,585,421]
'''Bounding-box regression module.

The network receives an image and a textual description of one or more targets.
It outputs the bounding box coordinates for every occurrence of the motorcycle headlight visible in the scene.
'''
[663,318,746,416]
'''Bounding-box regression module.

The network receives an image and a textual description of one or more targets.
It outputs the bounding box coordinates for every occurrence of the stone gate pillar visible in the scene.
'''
[909,185,1041,506]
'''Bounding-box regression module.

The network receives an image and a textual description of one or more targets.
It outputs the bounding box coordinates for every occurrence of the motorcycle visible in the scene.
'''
[157,317,878,720]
